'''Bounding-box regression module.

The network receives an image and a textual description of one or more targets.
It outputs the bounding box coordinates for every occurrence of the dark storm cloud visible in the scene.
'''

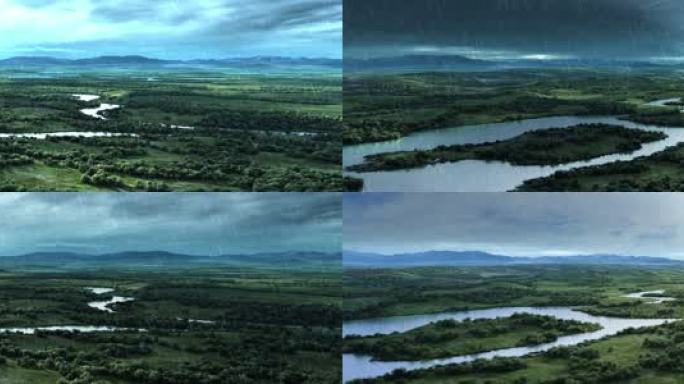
[0,193,341,256]
[344,0,684,59]
[344,193,684,258]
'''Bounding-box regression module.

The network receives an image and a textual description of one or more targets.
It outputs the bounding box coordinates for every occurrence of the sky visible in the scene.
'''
[345,0,684,61]
[0,0,341,59]
[344,193,684,259]
[0,193,341,256]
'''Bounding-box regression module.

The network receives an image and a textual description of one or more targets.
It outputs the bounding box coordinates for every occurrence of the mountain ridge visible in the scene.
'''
[344,54,669,73]
[0,55,341,68]
[0,251,340,268]
[344,250,684,268]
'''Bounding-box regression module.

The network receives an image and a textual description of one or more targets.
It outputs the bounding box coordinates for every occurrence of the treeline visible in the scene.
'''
[517,142,684,192]
[344,94,638,145]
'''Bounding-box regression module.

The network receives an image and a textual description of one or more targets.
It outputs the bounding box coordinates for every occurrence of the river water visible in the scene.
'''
[0,287,143,336]
[344,102,684,191]
[86,287,135,313]
[343,294,677,382]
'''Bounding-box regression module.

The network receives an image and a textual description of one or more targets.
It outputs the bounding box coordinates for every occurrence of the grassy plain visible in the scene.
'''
[0,66,341,191]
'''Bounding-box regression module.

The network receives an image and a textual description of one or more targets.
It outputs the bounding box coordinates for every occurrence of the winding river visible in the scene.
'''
[86,286,135,313]
[343,291,678,383]
[344,100,684,192]
[73,94,120,119]
[0,287,142,335]
[0,94,132,140]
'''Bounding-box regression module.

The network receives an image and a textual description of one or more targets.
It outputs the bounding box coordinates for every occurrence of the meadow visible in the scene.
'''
[0,66,341,191]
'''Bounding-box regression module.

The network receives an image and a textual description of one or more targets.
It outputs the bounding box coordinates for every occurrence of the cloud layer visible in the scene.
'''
[0,193,341,256]
[0,0,341,59]
[345,0,684,60]
[344,193,684,258]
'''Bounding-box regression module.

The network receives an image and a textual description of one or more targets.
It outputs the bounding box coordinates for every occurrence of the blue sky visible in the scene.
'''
[344,193,684,258]
[0,193,341,256]
[0,0,341,59]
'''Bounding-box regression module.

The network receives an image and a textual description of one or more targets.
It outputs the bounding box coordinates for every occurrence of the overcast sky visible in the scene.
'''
[344,193,684,258]
[0,0,341,59]
[0,193,340,256]
[345,0,684,61]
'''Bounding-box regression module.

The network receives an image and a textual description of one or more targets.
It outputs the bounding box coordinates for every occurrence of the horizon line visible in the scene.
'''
[0,54,342,61]
[343,249,681,260]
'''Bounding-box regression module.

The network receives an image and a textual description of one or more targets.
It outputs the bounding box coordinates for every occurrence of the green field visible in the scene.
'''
[345,265,684,383]
[0,265,341,383]
[0,66,341,191]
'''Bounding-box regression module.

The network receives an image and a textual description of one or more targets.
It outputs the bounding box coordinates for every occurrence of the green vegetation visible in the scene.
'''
[517,142,684,191]
[347,124,665,172]
[0,68,341,191]
[343,176,364,191]
[344,265,684,383]
[344,314,599,361]
[343,69,674,145]
[342,68,684,191]
[0,265,341,383]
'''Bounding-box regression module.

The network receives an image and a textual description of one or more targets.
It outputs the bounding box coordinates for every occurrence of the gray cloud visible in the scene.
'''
[345,0,684,59]
[0,193,341,256]
[344,193,684,258]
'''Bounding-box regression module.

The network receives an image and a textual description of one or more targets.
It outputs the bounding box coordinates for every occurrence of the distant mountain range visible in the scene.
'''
[0,55,341,68]
[344,54,668,73]
[0,251,340,269]
[345,54,497,72]
[344,250,684,268]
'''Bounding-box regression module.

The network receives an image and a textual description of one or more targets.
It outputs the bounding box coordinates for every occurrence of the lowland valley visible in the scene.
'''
[0,56,341,191]
[0,251,341,384]
[343,254,684,383]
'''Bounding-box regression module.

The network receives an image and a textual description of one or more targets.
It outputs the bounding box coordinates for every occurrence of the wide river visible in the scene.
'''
[343,293,677,382]
[344,101,684,191]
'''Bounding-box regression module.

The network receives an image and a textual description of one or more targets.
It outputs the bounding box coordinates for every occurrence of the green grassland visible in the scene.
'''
[0,265,341,383]
[343,69,680,144]
[345,265,684,383]
[0,67,341,191]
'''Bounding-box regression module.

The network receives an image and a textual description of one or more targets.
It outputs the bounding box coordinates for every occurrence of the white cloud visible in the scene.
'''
[0,0,341,58]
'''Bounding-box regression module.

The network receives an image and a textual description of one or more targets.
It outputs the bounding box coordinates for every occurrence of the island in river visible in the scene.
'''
[343,68,684,192]
[343,264,684,383]
[347,124,666,172]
